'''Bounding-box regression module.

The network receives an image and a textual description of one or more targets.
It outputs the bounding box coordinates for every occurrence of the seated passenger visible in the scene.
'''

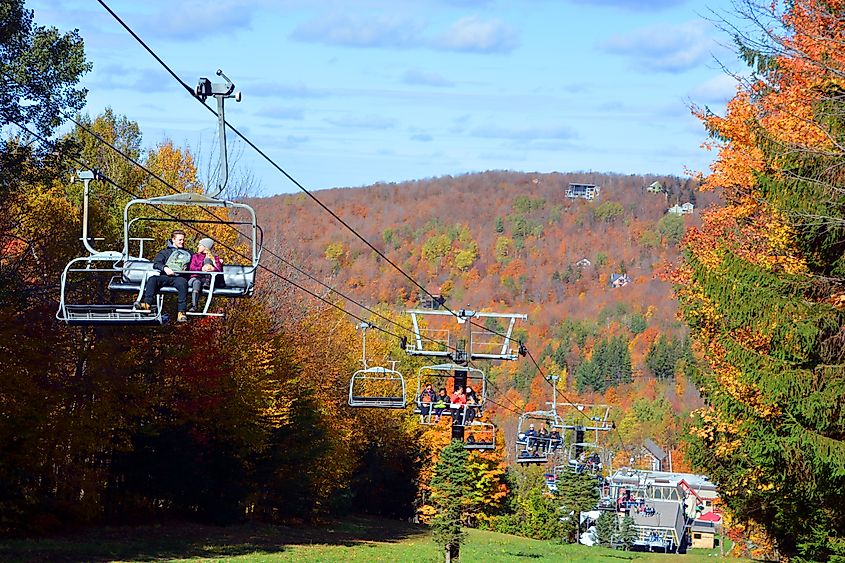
[187,237,223,313]
[419,382,436,417]
[524,424,537,451]
[537,424,549,453]
[433,388,449,421]
[549,429,562,451]
[137,229,192,323]
[464,385,478,424]
[450,387,466,424]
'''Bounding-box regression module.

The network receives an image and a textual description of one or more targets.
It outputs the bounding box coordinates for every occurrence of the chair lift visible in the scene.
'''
[514,410,563,465]
[414,363,485,425]
[566,443,607,475]
[59,71,261,325]
[463,421,496,451]
[347,323,407,408]
[57,171,167,326]
[107,192,263,318]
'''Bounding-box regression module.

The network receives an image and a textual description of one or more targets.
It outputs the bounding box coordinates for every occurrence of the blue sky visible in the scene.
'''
[28,0,743,195]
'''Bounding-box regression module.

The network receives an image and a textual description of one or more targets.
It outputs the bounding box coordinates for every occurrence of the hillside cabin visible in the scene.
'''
[418,292,445,310]
[667,202,694,215]
[641,438,670,471]
[575,258,592,268]
[609,273,631,288]
[566,183,601,200]
[646,181,665,193]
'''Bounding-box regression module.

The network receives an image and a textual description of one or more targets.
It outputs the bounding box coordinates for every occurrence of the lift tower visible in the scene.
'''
[405,308,526,442]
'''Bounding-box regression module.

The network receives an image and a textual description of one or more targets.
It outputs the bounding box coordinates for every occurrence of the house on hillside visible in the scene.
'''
[418,292,445,310]
[575,258,592,268]
[566,183,601,200]
[646,181,665,193]
[609,273,631,288]
[667,202,694,215]
[641,438,670,471]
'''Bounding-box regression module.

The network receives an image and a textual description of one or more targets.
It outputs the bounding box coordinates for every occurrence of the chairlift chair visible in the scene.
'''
[57,252,166,326]
[107,193,263,318]
[514,410,563,465]
[348,365,407,409]
[463,421,496,451]
[346,322,407,409]
[58,171,263,326]
[415,363,486,425]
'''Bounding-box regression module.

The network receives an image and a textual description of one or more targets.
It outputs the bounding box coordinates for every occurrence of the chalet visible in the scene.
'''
[575,258,592,268]
[667,202,694,215]
[566,183,601,200]
[418,292,445,310]
[646,181,665,193]
[609,273,631,288]
[642,438,670,471]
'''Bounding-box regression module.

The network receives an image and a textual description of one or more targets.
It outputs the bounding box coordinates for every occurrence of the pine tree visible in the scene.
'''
[430,439,470,562]
[619,515,637,550]
[594,510,617,547]
[556,467,600,543]
[675,1,845,558]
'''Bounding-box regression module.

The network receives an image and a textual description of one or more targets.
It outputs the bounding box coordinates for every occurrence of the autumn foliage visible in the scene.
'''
[676,1,845,559]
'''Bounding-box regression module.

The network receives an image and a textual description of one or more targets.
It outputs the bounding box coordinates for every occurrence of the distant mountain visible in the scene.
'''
[252,170,718,419]
[254,170,712,325]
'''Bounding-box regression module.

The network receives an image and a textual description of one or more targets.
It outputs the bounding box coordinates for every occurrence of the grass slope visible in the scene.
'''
[0,517,739,562]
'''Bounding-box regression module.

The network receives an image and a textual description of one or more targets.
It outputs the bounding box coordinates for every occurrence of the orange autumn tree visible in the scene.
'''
[678,0,845,559]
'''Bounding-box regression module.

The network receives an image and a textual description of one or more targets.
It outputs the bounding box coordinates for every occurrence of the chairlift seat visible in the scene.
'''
[348,366,406,409]
[108,259,254,297]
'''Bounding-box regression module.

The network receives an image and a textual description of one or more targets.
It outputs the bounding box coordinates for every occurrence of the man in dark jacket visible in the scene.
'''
[137,229,192,322]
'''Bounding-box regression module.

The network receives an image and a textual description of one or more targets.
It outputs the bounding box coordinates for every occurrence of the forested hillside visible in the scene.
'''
[253,171,720,457]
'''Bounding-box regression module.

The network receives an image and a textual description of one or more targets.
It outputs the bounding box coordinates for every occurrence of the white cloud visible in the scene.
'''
[247,81,326,98]
[471,124,576,140]
[140,1,255,40]
[688,73,738,104]
[291,11,517,53]
[258,106,305,120]
[569,0,686,10]
[291,13,425,48]
[434,16,519,53]
[601,20,717,73]
[325,114,397,129]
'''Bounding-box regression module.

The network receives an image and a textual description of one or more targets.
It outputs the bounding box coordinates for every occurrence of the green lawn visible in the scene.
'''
[0,517,743,562]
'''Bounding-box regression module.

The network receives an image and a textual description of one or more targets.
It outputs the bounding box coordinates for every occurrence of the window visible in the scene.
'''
[693,533,701,539]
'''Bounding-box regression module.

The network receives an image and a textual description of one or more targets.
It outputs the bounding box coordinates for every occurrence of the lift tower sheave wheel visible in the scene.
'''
[196,69,241,198]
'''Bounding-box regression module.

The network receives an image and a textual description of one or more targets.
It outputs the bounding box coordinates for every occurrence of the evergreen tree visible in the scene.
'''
[430,440,470,562]
[556,467,599,543]
[675,1,845,558]
[646,335,676,380]
[619,515,637,550]
[594,510,617,547]
[575,359,603,393]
